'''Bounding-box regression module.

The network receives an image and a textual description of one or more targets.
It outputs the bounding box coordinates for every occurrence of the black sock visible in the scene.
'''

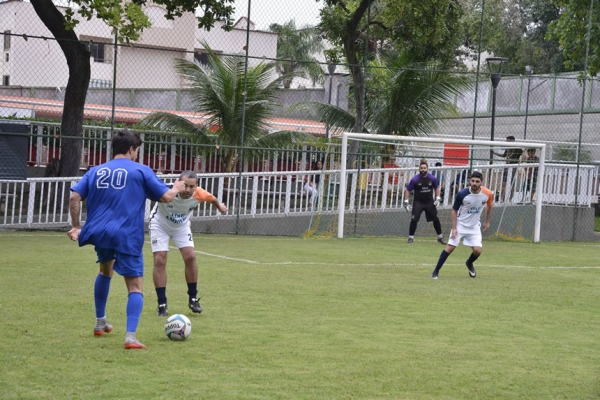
[409,221,418,236]
[433,219,442,235]
[467,253,479,265]
[434,250,450,273]
[187,282,198,300]
[156,287,167,305]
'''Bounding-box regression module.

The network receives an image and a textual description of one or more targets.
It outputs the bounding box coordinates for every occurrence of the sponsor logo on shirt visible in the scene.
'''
[165,213,187,224]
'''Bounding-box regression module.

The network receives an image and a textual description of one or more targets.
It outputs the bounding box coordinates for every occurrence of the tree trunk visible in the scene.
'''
[31,0,91,178]
[343,0,371,168]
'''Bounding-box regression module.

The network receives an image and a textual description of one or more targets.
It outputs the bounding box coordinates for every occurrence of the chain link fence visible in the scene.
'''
[0,0,598,240]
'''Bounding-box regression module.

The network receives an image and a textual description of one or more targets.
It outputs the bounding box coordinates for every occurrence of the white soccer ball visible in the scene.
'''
[164,314,192,341]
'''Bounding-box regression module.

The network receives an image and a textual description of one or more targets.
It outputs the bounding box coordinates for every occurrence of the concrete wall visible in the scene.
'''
[195,21,278,66]
[187,205,598,242]
[1,1,209,89]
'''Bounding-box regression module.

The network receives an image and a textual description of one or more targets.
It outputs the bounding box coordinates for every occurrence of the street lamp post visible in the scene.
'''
[326,63,336,140]
[486,57,509,164]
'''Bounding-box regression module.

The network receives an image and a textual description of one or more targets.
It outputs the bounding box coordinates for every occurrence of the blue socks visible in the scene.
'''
[94,273,112,319]
[126,292,144,333]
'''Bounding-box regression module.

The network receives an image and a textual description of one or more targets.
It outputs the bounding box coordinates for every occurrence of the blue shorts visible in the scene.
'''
[95,247,144,277]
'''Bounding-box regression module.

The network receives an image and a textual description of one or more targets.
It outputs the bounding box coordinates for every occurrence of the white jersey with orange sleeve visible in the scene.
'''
[149,186,216,230]
[452,186,494,233]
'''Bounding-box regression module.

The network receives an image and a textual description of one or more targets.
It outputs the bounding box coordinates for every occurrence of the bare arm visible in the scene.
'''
[159,179,186,203]
[404,189,410,201]
[482,204,492,232]
[211,199,228,214]
[450,209,458,239]
[67,191,83,241]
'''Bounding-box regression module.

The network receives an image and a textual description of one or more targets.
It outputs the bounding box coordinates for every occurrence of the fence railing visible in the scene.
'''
[1,163,596,229]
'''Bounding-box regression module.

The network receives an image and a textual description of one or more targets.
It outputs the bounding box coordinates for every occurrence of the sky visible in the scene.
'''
[231,0,323,30]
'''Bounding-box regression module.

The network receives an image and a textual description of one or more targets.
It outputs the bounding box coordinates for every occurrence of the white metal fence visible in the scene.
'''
[0,163,596,230]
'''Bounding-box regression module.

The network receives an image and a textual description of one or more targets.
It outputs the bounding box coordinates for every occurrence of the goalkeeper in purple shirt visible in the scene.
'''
[68,130,185,349]
[403,161,446,245]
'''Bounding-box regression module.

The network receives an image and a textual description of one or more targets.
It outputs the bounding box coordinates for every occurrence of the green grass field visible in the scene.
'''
[1,232,599,399]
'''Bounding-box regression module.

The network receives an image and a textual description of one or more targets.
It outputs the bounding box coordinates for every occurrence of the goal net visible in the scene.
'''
[335,133,546,242]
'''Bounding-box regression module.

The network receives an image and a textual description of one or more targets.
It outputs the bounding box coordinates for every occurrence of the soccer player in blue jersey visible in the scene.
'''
[431,171,493,279]
[403,161,446,244]
[67,130,185,349]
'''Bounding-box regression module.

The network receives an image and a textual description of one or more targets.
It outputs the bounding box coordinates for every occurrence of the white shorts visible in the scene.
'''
[149,221,194,252]
[447,226,482,248]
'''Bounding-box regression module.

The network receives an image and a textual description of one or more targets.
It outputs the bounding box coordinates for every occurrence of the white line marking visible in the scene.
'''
[2,233,599,269]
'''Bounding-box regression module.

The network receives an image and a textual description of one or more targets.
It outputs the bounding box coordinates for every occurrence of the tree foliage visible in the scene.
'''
[29,0,236,177]
[292,53,471,137]
[268,20,325,89]
[317,0,463,165]
[63,0,236,42]
[547,0,600,76]
[459,0,570,74]
[140,49,321,172]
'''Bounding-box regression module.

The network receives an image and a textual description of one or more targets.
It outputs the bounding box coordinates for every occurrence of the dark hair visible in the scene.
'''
[112,129,142,156]
[420,161,428,167]
[179,170,197,180]
[527,148,536,153]
[470,171,483,180]
[506,136,516,141]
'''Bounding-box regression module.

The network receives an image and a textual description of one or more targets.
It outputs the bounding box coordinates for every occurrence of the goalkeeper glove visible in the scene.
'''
[434,196,441,207]
[404,200,412,211]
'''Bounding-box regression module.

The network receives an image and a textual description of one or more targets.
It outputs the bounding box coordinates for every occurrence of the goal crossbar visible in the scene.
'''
[338,132,547,242]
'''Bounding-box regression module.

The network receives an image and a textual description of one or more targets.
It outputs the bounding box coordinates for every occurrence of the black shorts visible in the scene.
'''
[411,202,438,223]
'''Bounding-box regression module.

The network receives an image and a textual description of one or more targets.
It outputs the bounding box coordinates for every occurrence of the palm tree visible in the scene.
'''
[269,20,325,89]
[291,53,473,162]
[140,47,321,172]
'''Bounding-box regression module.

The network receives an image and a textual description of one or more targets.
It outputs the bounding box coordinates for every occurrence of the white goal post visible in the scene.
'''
[337,132,546,242]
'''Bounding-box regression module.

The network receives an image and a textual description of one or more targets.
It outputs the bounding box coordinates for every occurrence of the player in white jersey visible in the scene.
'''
[149,170,227,316]
[431,171,493,279]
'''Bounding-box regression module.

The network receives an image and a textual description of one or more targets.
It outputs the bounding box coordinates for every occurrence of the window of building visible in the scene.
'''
[84,41,112,63]
[3,30,10,50]
[194,52,209,67]
[194,50,221,67]
[3,75,9,86]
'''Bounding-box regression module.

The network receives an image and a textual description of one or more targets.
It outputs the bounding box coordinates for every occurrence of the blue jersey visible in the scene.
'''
[71,158,169,255]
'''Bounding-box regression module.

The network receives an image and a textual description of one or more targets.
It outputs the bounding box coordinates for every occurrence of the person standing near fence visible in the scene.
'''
[67,130,185,349]
[149,170,227,317]
[403,161,446,244]
[304,160,323,209]
[431,171,493,279]
[523,148,539,202]
[492,136,523,201]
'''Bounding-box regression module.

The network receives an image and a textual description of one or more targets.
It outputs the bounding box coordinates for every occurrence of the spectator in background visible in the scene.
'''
[304,160,323,209]
[432,162,445,200]
[523,148,539,202]
[450,169,468,197]
[492,136,523,201]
